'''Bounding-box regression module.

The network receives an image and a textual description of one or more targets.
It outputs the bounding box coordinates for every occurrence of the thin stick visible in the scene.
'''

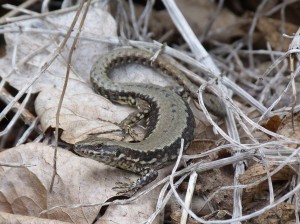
[0,0,38,24]
[1,2,86,24]
[180,171,198,224]
[49,0,91,192]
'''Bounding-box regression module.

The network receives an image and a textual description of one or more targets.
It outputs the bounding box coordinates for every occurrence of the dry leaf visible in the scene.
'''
[177,0,244,42]
[261,115,282,133]
[0,211,70,224]
[0,143,165,223]
[249,203,297,224]
[34,80,133,143]
[277,113,300,148]
[0,5,116,92]
[240,163,293,186]
[257,17,298,51]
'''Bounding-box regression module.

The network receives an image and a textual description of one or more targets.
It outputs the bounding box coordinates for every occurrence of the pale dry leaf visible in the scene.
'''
[0,143,166,223]
[0,211,70,224]
[34,78,134,143]
[0,4,116,92]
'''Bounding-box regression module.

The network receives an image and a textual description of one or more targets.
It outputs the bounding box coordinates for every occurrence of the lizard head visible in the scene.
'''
[74,136,123,165]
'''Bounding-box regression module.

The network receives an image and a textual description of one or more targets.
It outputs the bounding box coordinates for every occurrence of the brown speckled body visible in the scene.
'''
[75,48,195,193]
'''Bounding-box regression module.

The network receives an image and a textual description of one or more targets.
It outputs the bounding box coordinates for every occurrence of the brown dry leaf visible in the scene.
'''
[202,210,232,222]
[277,113,300,148]
[249,203,297,224]
[240,163,293,186]
[134,0,244,43]
[257,17,298,51]
[244,111,300,203]
[261,115,282,133]
[186,125,224,155]
[178,168,233,212]
[196,169,233,210]
[0,143,165,223]
[240,161,296,210]
[170,195,209,223]
[240,163,293,206]
[177,0,244,42]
